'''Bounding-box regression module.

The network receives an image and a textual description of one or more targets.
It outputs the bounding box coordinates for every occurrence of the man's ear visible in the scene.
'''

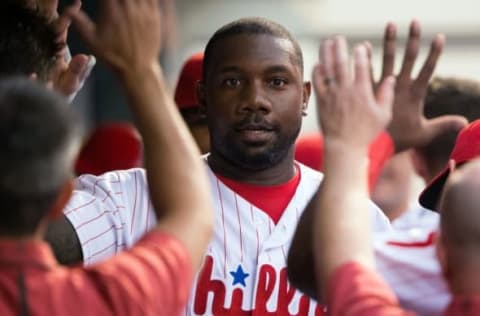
[47,179,74,219]
[196,80,207,115]
[302,81,311,116]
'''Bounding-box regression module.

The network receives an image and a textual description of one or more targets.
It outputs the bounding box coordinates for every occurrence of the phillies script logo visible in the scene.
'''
[193,256,325,315]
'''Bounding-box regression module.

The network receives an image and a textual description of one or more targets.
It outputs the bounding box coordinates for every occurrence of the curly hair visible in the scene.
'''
[0,0,61,81]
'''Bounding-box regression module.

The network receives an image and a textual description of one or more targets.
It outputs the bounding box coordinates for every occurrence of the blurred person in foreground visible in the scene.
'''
[0,0,213,314]
[310,35,480,315]
[288,21,468,315]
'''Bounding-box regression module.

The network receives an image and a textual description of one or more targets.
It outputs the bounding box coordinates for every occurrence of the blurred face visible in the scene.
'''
[203,34,309,171]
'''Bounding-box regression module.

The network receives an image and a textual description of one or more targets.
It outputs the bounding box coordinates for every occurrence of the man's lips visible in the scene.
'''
[235,123,274,143]
[235,122,274,132]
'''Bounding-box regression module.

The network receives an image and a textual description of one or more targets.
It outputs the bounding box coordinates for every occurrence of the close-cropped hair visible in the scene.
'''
[425,77,480,121]
[419,77,480,169]
[203,17,304,81]
[0,77,81,236]
[0,0,60,81]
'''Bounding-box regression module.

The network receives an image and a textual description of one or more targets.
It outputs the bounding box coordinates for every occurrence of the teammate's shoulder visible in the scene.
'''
[74,168,147,188]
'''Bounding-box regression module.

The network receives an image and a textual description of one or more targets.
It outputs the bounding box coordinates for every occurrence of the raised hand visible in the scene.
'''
[313,36,395,150]
[66,0,163,75]
[25,0,94,101]
[378,20,467,152]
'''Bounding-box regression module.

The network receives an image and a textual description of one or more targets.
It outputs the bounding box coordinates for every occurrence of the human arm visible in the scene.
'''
[295,131,394,191]
[67,0,213,271]
[311,36,394,289]
[44,216,83,264]
[380,20,466,152]
[24,0,94,101]
[287,20,464,296]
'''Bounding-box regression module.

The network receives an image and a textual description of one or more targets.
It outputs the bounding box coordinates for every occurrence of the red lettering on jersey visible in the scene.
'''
[193,256,326,315]
[387,231,437,248]
[194,256,228,314]
[254,264,277,315]
[276,268,297,315]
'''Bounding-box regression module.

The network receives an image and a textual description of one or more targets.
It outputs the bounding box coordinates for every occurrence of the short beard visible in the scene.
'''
[214,126,300,171]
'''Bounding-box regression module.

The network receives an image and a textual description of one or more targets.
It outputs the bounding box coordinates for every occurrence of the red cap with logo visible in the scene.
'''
[419,119,480,210]
[174,52,204,110]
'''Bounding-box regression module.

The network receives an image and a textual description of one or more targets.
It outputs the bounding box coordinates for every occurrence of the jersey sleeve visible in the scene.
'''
[83,230,192,315]
[65,168,157,265]
[374,229,450,315]
[327,261,415,316]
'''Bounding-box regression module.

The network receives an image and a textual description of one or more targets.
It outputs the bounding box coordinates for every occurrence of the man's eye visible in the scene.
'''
[224,78,241,87]
[269,78,287,87]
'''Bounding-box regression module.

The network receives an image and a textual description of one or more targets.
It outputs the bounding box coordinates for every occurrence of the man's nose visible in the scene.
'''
[238,80,272,114]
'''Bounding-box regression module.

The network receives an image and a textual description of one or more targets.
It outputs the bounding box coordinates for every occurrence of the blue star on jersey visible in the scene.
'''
[230,264,250,287]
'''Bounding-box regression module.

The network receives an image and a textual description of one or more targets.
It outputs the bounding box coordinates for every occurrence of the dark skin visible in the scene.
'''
[46,33,311,265]
[45,217,83,264]
[199,34,311,185]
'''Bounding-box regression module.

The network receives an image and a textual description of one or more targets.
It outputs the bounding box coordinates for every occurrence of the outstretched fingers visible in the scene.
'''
[312,63,329,98]
[414,34,445,88]
[380,22,397,80]
[353,44,372,90]
[397,20,421,83]
[332,36,349,85]
[321,39,336,87]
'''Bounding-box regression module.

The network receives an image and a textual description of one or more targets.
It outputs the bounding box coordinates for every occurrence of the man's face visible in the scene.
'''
[203,34,308,171]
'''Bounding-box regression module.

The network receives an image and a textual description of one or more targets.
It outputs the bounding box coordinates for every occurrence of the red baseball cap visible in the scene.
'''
[419,119,480,210]
[174,52,204,110]
[75,123,143,176]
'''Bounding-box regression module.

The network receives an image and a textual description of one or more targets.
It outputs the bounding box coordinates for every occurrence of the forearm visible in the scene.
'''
[287,202,318,298]
[119,64,213,269]
[314,142,374,292]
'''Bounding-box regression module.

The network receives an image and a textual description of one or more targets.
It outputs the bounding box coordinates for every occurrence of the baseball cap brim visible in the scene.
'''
[418,166,451,211]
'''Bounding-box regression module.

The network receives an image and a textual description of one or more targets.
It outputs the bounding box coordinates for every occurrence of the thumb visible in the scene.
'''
[424,115,468,141]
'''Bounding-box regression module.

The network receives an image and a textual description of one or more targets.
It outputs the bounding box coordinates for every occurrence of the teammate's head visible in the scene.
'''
[0,0,60,81]
[419,119,480,211]
[0,77,80,237]
[174,52,210,154]
[436,159,480,293]
[412,77,480,183]
[199,17,310,171]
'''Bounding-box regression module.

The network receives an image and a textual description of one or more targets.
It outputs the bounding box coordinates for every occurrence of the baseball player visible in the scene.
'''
[48,17,391,315]
[52,16,465,316]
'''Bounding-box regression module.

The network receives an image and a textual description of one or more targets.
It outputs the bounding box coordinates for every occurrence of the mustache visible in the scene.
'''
[234,115,275,131]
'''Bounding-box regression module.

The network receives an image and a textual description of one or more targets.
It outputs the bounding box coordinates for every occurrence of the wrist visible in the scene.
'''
[118,62,163,86]
[323,139,369,158]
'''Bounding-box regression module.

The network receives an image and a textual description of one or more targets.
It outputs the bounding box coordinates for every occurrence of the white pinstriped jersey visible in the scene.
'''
[65,168,156,265]
[64,162,391,315]
[374,226,449,316]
